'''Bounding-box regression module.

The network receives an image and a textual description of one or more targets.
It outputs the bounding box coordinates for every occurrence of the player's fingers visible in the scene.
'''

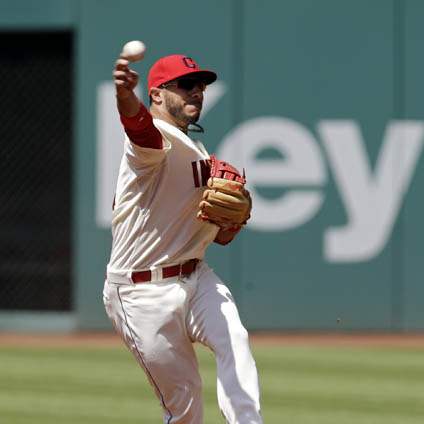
[114,79,131,89]
[128,69,139,79]
[113,71,137,88]
[127,74,138,85]
[113,70,129,79]
[114,70,135,80]
[115,58,130,70]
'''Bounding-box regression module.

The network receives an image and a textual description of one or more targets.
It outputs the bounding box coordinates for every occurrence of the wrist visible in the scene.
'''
[117,94,142,118]
[116,91,132,100]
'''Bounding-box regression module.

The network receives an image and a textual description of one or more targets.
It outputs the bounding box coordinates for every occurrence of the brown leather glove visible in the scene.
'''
[197,155,252,231]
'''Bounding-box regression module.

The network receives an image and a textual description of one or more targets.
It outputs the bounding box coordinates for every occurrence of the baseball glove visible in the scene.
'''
[197,155,252,230]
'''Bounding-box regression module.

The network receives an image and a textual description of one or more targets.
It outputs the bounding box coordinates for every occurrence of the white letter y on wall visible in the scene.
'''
[319,120,424,262]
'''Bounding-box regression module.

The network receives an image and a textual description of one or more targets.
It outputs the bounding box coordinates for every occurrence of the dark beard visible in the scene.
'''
[164,94,200,125]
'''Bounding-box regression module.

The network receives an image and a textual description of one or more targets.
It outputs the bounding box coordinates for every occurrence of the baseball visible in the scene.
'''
[121,40,146,62]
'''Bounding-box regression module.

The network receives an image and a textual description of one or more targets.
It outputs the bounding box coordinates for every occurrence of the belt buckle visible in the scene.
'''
[151,268,161,281]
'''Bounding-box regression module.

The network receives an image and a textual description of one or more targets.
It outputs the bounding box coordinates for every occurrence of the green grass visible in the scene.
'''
[1,343,424,423]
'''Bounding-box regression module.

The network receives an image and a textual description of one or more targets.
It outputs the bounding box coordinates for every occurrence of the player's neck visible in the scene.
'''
[151,108,188,134]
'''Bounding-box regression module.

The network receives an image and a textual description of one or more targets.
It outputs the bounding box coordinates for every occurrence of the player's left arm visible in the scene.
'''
[214,227,241,245]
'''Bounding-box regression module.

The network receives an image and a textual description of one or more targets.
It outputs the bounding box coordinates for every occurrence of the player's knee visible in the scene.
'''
[165,378,203,417]
[190,374,203,396]
[230,324,250,347]
[172,378,202,399]
[213,322,250,355]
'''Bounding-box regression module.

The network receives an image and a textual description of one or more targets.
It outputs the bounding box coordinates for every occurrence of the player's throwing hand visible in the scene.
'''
[113,58,139,99]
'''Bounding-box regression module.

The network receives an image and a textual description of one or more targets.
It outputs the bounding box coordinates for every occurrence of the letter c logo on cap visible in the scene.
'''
[183,57,197,68]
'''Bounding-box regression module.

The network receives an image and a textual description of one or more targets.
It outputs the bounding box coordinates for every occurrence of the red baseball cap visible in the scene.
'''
[147,54,217,94]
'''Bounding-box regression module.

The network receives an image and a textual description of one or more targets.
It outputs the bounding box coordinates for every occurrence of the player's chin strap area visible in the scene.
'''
[188,123,204,133]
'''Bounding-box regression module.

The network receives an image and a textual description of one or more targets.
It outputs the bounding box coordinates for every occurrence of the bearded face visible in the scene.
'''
[163,89,203,126]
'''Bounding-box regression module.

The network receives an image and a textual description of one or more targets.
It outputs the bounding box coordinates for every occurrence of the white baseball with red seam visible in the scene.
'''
[121,40,146,62]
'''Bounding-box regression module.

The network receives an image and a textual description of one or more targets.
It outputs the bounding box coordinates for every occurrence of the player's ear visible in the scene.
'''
[150,87,163,105]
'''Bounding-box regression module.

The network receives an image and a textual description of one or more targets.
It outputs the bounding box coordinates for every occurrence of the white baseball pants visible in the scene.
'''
[103,260,263,424]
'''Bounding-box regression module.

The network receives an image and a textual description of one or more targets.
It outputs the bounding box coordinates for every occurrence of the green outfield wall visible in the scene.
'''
[2,0,424,331]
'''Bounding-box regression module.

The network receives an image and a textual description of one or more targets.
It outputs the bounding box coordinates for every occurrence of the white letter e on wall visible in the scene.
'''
[319,120,424,263]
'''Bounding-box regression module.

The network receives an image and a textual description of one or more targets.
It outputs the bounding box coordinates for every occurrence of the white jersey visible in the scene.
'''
[107,119,219,277]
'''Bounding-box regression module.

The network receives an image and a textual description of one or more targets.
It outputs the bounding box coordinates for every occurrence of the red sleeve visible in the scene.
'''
[120,103,163,149]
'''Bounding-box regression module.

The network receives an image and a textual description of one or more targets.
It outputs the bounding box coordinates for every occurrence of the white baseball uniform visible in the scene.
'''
[103,115,263,423]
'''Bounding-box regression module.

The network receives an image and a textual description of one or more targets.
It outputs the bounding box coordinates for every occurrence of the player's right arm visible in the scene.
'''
[113,58,162,149]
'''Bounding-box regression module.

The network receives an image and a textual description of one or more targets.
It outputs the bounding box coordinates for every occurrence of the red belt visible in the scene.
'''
[131,259,199,284]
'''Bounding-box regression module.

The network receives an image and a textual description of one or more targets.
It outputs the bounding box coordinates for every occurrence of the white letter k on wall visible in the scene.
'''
[318,120,424,263]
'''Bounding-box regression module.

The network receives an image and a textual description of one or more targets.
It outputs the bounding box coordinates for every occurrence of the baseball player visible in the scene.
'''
[103,47,263,424]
